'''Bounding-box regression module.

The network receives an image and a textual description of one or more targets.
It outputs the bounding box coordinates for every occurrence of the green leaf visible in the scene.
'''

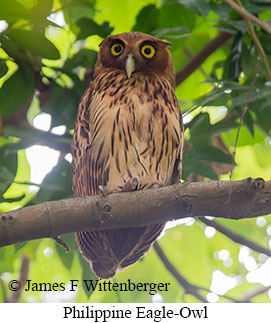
[5,29,60,60]
[244,2,271,14]
[159,2,196,30]
[132,4,160,34]
[188,145,232,164]
[0,35,33,64]
[0,60,8,78]
[189,113,238,141]
[223,33,243,81]
[2,125,72,151]
[194,89,230,107]
[30,0,53,17]
[182,157,218,180]
[76,18,113,40]
[60,0,95,28]
[0,0,27,22]
[0,65,35,116]
[178,0,210,16]
[31,159,72,204]
[152,27,190,40]
[54,234,76,270]
[231,88,271,109]
[243,109,255,137]
[0,147,17,179]
[255,102,271,132]
[0,165,14,195]
[0,194,25,203]
[209,3,232,18]
[79,256,97,299]
[63,48,97,70]
[45,84,79,128]
[0,245,17,273]
[258,32,271,54]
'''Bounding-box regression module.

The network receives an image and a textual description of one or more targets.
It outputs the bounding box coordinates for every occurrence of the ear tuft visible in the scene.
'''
[159,39,172,47]
[99,39,105,47]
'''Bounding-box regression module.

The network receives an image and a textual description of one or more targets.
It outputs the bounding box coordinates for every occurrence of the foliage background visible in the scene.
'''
[1,0,271,303]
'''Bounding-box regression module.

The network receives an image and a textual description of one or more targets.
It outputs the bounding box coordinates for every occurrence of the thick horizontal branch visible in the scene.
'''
[0,178,271,248]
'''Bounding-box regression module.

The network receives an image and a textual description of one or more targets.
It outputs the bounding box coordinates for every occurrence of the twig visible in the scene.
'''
[230,63,259,179]
[6,255,30,303]
[236,0,271,80]
[113,278,122,303]
[176,32,233,86]
[182,45,210,81]
[54,237,70,252]
[200,218,271,257]
[239,285,271,302]
[0,278,7,302]
[224,0,271,34]
[153,242,207,302]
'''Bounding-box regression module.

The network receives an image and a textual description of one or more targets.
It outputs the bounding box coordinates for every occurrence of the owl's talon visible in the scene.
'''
[148,181,165,189]
[122,176,140,192]
[99,185,120,195]
[98,185,111,196]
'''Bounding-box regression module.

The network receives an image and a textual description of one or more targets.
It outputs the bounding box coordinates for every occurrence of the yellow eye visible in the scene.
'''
[111,43,124,56]
[141,44,156,59]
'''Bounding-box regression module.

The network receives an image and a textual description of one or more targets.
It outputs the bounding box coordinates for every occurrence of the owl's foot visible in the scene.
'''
[98,185,119,196]
[122,176,140,192]
[146,181,165,189]
[54,237,70,252]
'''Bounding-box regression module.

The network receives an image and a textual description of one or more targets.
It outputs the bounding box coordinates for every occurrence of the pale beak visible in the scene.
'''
[126,53,135,78]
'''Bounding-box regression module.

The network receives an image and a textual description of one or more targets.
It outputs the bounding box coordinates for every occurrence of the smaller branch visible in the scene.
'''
[154,242,240,303]
[6,255,30,303]
[201,218,271,256]
[54,237,70,252]
[224,0,271,34]
[182,45,210,81]
[176,32,232,86]
[230,62,259,179]
[239,285,271,302]
[0,278,7,302]
[2,125,72,154]
[113,278,122,303]
[154,242,207,303]
[236,0,271,80]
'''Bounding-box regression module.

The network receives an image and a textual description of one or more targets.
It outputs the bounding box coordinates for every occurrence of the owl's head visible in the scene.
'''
[95,32,175,86]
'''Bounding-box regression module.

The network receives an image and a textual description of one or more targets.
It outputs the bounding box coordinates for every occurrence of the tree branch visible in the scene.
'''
[224,0,271,34]
[6,255,30,303]
[239,285,271,302]
[0,178,270,248]
[153,242,207,302]
[176,32,233,86]
[200,218,271,257]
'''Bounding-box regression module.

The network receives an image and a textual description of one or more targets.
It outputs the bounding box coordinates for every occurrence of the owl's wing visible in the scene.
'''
[71,85,109,197]
[171,108,184,184]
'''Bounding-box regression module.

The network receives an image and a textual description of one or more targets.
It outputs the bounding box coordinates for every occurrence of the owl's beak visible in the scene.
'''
[126,53,135,78]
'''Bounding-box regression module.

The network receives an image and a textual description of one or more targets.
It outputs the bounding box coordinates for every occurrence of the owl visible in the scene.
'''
[71,32,184,279]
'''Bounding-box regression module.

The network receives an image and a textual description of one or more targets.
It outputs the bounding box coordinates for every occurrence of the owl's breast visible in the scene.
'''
[89,71,182,191]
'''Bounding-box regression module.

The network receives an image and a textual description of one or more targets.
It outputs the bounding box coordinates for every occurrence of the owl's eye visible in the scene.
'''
[140,44,156,59]
[111,43,124,56]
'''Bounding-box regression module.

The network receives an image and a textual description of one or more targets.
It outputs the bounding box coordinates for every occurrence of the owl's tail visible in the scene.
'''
[76,224,164,279]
